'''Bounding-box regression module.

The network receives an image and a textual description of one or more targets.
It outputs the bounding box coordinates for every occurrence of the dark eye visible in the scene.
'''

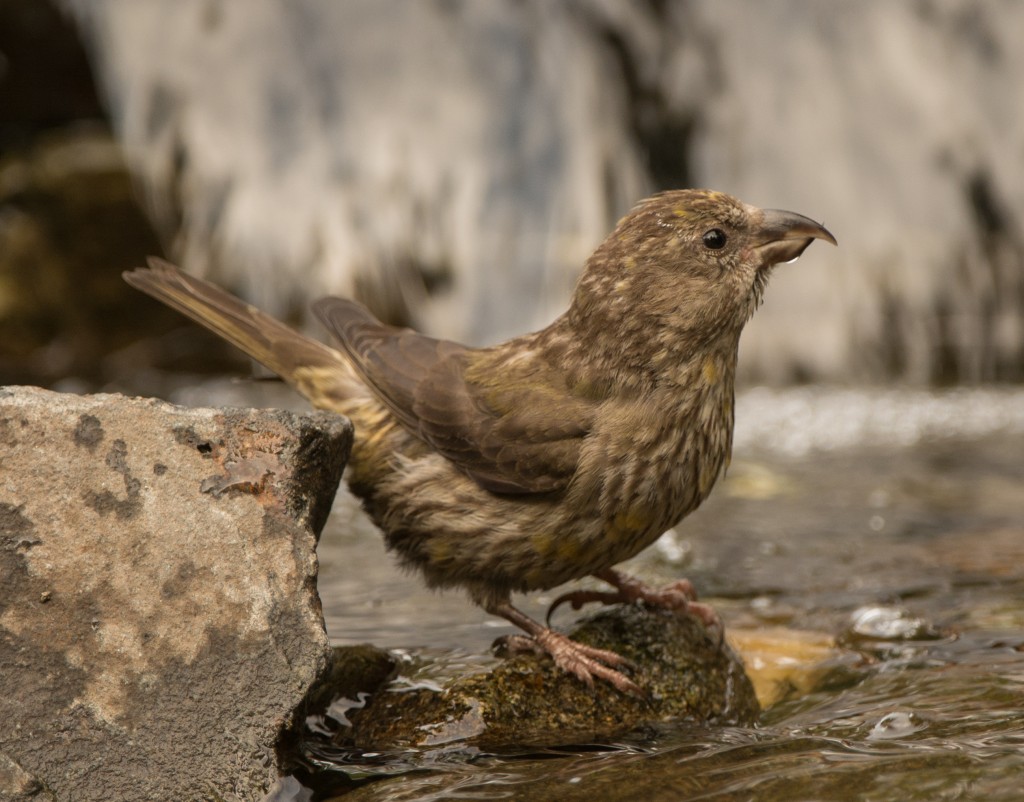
[702,228,728,250]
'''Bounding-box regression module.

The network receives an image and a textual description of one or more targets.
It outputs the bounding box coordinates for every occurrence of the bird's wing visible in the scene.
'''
[313,298,592,495]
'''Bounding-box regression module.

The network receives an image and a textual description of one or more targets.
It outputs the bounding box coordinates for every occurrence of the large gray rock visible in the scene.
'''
[0,386,350,801]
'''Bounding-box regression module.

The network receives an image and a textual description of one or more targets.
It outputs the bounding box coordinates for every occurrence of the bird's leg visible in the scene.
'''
[486,598,641,695]
[547,567,721,632]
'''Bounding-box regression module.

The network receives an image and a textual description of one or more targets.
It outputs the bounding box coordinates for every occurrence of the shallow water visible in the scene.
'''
[310,390,1023,800]
[175,382,1024,800]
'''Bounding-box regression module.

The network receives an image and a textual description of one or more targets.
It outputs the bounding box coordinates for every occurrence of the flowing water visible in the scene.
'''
[177,382,1024,800]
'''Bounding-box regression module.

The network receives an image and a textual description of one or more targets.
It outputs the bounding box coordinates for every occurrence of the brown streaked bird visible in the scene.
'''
[124,189,836,694]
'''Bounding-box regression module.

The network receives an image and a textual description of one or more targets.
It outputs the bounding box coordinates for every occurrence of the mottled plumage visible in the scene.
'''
[125,189,835,693]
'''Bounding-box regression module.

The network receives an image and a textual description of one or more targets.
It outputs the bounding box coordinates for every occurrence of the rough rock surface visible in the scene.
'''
[0,385,351,802]
[325,605,759,752]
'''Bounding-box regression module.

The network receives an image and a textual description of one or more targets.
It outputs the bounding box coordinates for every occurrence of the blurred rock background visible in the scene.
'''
[2,0,1022,390]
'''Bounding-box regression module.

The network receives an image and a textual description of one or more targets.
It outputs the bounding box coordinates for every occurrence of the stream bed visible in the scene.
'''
[177,382,1024,800]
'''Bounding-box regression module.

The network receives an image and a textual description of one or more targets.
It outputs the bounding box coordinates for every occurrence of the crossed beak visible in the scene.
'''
[752,208,837,267]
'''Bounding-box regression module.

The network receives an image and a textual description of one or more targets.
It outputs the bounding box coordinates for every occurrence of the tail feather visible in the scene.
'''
[124,257,356,401]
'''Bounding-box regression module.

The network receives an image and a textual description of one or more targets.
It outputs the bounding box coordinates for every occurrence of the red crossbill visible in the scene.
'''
[125,189,835,693]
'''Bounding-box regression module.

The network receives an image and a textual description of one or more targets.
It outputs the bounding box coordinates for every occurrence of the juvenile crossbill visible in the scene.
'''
[125,189,835,693]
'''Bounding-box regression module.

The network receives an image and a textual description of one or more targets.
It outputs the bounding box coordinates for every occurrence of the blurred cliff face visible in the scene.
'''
[55,0,1024,383]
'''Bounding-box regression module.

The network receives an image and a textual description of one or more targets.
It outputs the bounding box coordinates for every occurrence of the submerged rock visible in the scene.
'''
[0,386,350,802]
[333,605,759,751]
[727,627,857,709]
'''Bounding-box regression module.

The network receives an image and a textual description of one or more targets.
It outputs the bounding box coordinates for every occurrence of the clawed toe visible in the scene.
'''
[535,629,641,695]
[546,570,720,639]
[662,578,699,602]
[493,633,543,657]
[493,626,640,694]
[488,598,647,694]
[686,599,721,629]
[545,588,623,624]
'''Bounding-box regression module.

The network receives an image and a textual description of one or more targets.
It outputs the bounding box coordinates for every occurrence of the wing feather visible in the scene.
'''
[313,298,593,494]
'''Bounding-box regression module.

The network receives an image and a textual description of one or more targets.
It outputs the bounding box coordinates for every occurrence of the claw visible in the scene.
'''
[488,598,642,695]
[545,588,624,625]
[536,628,642,696]
[546,569,721,636]
[493,633,542,658]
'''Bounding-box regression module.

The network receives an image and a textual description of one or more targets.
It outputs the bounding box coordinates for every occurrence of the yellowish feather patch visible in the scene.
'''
[702,357,720,385]
[555,536,585,562]
[428,538,454,564]
[698,462,719,496]
[613,508,651,534]
[530,530,555,556]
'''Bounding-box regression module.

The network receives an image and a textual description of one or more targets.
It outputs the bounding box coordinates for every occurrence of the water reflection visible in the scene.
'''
[301,625,1024,799]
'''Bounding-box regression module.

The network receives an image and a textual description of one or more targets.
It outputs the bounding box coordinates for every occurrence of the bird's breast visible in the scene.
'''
[578,375,735,555]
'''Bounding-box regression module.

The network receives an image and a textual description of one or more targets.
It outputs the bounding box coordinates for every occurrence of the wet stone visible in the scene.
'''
[328,605,759,751]
[301,644,399,720]
[727,627,860,709]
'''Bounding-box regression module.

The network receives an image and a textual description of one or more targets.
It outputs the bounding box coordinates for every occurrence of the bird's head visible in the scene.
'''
[570,189,836,349]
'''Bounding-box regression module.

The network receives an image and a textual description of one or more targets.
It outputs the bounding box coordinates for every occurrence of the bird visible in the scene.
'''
[124,189,835,694]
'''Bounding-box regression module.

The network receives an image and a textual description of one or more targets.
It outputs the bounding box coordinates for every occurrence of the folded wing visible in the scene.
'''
[314,298,593,495]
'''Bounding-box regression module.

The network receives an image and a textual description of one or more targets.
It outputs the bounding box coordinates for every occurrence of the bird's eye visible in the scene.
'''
[702,228,728,250]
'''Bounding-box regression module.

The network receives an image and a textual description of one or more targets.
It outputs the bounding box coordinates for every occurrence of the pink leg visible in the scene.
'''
[547,567,721,632]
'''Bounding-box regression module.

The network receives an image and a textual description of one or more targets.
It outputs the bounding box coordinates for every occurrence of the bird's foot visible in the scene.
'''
[488,599,641,695]
[547,568,721,634]
[496,630,641,696]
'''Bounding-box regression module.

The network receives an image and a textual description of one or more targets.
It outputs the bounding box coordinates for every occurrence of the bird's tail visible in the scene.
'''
[123,257,366,407]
